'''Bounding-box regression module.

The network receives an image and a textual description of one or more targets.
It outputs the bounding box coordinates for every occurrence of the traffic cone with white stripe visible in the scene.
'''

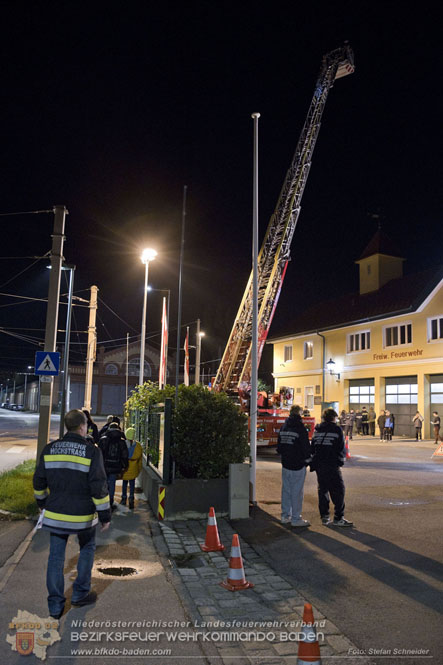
[200,507,225,552]
[220,534,254,591]
[345,435,351,459]
[297,602,321,664]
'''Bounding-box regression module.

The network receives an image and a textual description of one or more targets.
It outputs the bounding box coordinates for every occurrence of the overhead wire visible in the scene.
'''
[0,251,51,289]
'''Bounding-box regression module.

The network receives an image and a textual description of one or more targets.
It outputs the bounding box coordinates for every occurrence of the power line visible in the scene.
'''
[0,252,51,290]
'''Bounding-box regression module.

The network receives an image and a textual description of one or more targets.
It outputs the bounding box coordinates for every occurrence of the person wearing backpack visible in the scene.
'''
[98,421,129,510]
[121,427,143,509]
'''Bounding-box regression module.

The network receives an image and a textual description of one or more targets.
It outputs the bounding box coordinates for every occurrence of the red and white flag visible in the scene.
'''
[184,327,190,386]
[159,297,168,389]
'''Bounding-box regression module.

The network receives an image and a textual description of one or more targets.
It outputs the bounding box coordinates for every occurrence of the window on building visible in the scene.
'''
[430,382,443,404]
[304,386,314,409]
[349,384,375,404]
[284,345,293,362]
[385,383,418,404]
[127,359,152,377]
[104,363,118,375]
[384,323,412,347]
[347,331,371,353]
[303,341,313,360]
[428,316,443,341]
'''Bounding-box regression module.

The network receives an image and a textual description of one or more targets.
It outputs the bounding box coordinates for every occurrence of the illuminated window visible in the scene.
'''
[347,331,370,353]
[128,359,152,377]
[384,323,412,348]
[303,341,313,360]
[284,345,293,362]
[105,363,118,375]
[428,316,443,341]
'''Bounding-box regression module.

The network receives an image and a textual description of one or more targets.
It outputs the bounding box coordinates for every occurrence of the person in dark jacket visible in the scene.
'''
[276,405,312,527]
[339,410,347,427]
[82,409,99,444]
[377,410,386,441]
[355,410,363,435]
[33,409,111,619]
[368,407,376,436]
[431,411,442,443]
[98,421,129,509]
[344,410,355,440]
[310,408,353,527]
[361,407,369,435]
[98,414,114,439]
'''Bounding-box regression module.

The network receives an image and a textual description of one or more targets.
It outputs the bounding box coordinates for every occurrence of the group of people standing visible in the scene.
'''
[277,405,353,529]
[340,407,377,439]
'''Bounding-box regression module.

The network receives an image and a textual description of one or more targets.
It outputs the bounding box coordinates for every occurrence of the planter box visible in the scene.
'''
[141,460,249,520]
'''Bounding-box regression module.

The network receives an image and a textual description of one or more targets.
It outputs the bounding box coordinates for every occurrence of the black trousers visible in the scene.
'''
[344,425,353,439]
[316,465,345,520]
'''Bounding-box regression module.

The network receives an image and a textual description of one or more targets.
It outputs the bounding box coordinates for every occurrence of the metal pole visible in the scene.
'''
[166,290,170,384]
[37,205,67,458]
[125,332,129,401]
[250,113,260,505]
[175,185,187,402]
[24,375,27,409]
[59,265,75,438]
[195,318,201,384]
[139,261,149,386]
[84,285,98,412]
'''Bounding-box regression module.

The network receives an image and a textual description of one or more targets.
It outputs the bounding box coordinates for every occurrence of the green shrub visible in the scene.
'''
[172,385,249,479]
[125,382,250,479]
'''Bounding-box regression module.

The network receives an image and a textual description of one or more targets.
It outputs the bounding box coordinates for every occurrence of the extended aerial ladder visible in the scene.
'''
[213,44,354,397]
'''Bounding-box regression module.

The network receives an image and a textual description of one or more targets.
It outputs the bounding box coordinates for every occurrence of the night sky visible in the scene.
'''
[1,2,442,380]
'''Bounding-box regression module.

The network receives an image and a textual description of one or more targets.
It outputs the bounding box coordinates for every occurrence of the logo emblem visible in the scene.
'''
[16,632,34,655]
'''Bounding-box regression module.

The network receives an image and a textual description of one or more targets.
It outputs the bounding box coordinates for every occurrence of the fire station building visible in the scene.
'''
[269,230,443,438]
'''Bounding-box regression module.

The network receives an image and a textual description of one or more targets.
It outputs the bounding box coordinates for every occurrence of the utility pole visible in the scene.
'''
[250,113,260,505]
[37,205,67,459]
[83,285,98,413]
[175,185,187,402]
[59,264,75,438]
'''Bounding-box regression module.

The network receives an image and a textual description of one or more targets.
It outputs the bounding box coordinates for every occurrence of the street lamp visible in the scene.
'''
[326,358,341,382]
[139,248,157,386]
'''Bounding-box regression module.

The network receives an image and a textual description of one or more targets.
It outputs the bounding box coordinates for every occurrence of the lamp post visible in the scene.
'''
[139,248,157,386]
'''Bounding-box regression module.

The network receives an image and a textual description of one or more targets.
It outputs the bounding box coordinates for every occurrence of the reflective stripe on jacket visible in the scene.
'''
[33,432,111,533]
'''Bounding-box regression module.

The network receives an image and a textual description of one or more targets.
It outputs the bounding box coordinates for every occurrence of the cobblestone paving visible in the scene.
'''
[158,517,375,665]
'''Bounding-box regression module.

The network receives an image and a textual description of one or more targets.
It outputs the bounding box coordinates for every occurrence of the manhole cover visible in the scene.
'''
[92,559,162,579]
[97,566,138,577]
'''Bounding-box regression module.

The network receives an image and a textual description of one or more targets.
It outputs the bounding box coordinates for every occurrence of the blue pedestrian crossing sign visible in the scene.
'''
[35,351,61,376]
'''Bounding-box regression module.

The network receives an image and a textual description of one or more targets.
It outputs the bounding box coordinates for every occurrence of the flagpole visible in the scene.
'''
[175,185,187,403]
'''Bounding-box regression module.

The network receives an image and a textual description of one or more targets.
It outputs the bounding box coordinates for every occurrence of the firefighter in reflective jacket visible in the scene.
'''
[33,409,111,619]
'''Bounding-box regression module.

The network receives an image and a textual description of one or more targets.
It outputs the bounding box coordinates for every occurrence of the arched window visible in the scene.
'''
[105,363,119,375]
[128,359,152,377]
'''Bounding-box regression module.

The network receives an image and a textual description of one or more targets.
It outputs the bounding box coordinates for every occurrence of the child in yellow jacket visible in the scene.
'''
[121,427,143,509]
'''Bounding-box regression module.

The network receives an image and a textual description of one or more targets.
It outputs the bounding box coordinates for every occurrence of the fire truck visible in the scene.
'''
[213,44,354,445]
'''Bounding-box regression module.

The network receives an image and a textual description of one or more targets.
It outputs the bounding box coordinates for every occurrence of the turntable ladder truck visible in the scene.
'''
[213,44,354,398]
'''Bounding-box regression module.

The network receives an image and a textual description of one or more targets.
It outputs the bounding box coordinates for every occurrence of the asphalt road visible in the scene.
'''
[0,411,107,472]
[233,439,443,665]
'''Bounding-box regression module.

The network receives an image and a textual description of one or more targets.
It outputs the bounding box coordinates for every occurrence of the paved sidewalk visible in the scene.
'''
[156,515,375,665]
[0,496,375,664]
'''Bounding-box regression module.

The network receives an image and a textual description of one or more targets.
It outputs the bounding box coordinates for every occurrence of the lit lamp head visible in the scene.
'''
[141,248,157,264]
[326,358,340,381]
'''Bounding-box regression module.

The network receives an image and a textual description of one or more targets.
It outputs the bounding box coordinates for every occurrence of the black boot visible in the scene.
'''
[129,499,134,510]
[120,497,127,506]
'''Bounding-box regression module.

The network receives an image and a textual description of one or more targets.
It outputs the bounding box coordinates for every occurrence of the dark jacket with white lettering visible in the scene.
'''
[276,415,311,470]
[33,432,111,533]
[310,421,345,469]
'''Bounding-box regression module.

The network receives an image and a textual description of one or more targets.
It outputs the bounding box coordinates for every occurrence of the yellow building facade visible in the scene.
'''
[269,232,443,438]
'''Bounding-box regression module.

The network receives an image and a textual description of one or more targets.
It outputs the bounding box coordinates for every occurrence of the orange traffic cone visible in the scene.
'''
[220,534,254,592]
[345,435,351,459]
[297,602,321,664]
[200,507,225,552]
